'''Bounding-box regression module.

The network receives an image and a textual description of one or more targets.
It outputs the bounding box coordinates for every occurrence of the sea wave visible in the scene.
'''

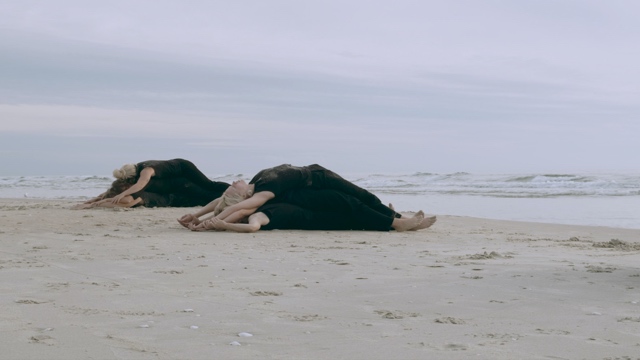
[352,172,640,198]
[0,172,638,200]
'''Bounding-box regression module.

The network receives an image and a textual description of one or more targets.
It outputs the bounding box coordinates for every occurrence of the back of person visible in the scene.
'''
[258,203,353,231]
[249,164,313,197]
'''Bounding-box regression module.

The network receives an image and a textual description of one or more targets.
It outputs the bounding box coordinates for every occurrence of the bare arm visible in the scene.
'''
[219,207,258,223]
[215,191,274,221]
[111,167,155,203]
[188,207,257,231]
[73,195,142,209]
[208,213,269,233]
[97,196,142,208]
[177,197,222,227]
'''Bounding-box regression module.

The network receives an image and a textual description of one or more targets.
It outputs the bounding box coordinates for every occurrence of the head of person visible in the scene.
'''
[213,180,253,215]
[104,178,136,198]
[113,164,137,179]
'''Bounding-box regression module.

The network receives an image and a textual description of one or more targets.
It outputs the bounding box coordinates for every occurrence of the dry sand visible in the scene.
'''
[1,198,639,360]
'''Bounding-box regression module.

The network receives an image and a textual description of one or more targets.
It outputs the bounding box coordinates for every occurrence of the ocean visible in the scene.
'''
[1,172,639,229]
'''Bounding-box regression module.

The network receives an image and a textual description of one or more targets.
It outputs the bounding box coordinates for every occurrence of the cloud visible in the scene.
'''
[1,1,639,175]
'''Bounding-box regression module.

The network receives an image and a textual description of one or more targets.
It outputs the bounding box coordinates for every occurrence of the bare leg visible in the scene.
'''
[391,211,424,232]
[409,215,437,230]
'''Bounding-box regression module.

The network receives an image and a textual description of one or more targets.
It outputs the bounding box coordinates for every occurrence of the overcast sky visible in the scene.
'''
[1,0,638,176]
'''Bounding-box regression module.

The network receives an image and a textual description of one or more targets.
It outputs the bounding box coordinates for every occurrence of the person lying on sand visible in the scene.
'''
[179,164,423,227]
[182,189,436,232]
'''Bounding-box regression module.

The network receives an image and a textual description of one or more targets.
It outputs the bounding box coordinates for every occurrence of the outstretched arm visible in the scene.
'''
[177,197,222,227]
[200,213,269,233]
[83,191,107,204]
[189,207,257,231]
[72,195,142,209]
[111,167,155,203]
[215,191,274,221]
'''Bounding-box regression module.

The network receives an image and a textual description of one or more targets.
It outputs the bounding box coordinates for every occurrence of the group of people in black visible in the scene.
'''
[74,159,436,233]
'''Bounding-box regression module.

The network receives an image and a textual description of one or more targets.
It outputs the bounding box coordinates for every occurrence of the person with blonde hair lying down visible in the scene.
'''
[179,164,427,229]
[73,177,224,209]
[186,189,436,233]
[111,158,228,204]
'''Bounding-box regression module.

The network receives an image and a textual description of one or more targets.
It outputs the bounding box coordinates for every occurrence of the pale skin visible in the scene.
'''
[177,180,263,228]
[389,203,437,231]
[111,167,155,204]
[72,195,143,209]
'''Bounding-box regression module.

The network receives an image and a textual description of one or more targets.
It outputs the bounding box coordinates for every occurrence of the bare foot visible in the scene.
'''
[409,215,437,230]
[177,214,200,228]
[392,211,424,232]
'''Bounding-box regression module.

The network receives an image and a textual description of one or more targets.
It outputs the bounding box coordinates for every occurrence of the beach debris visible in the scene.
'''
[467,251,505,260]
[585,265,616,273]
[190,325,199,330]
[618,317,640,322]
[238,332,253,337]
[15,299,47,304]
[590,312,602,316]
[182,308,194,312]
[374,310,418,320]
[435,317,466,325]
[250,291,282,296]
[139,324,150,328]
[30,335,54,344]
[229,341,242,346]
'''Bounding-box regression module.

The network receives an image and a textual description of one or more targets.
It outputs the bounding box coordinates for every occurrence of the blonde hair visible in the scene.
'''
[213,192,247,216]
[113,164,137,179]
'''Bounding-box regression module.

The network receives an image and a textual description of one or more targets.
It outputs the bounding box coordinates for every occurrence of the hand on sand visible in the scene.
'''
[188,221,207,231]
[178,214,200,228]
[188,218,225,231]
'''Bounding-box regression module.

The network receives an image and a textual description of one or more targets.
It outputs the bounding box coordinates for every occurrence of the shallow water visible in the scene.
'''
[1,172,638,229]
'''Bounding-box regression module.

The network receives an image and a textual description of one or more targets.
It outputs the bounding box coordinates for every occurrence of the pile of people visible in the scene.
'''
[74,159,436,233]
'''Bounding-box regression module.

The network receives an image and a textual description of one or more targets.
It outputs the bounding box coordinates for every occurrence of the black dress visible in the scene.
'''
[249,164,398,218]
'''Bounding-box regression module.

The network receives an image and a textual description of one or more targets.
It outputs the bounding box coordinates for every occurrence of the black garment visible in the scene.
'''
[249,164,312,197]
[135,158,229,194]
[135,190,215,208]
[259,203,353,230]
[257,189,394,231]
[132,178,221,207]
[249,164,398,218]
[276,188,394,231]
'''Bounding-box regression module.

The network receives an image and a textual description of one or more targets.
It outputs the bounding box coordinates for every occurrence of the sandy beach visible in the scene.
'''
[1,198,639,360]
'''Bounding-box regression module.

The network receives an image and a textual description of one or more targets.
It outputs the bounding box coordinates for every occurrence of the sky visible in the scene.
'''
[1,0,639,176]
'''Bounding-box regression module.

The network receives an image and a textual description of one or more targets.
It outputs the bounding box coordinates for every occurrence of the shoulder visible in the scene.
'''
[139,167,155,178]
